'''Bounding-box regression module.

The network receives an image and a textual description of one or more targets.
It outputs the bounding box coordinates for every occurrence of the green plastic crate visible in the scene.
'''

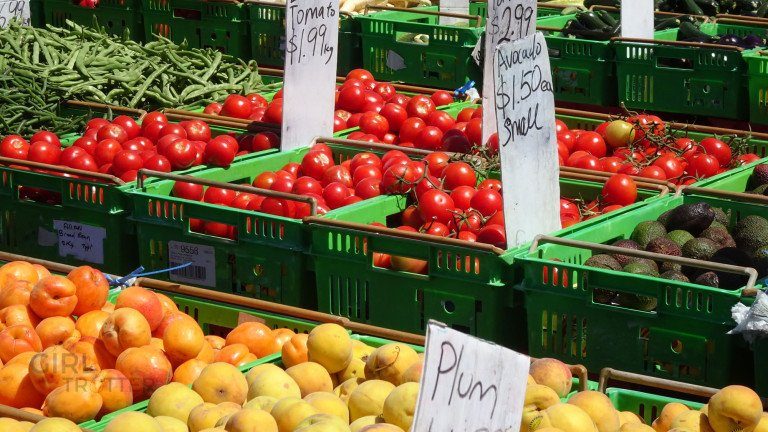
[516,192,766,388]
[604,387,704,423]
[744,49,768,125]
[615,21,768,119]
[30,0,44,27]
[695,156,768,192]
[357,6,484,89]
[246,1,365,75]
[128,141,412,309]
[142,0,249,57]
[756,337,768,397]
[43,0,141,39]
[308,175,667,346]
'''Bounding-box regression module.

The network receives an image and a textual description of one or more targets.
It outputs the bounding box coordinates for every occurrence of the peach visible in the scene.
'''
[28,418,80,432]
[75,310,110,339]
[187,402,240,432]
[365,343,419,385]
[537,403,599,432]
[350,416,378,432]
[530,358,573,398]
[163,315,204,366]
[115,286,164,331]
[102,301,115,312]
[226,322,278,357]
[283,333,309,368]
[42,378,103,423]
[7,351,36,366]
[28,345,88,394]
[221,408,279,432]
[0,305,40,328]
[358,425,404,432]
[304,391,350,424]
[525,384,560,412]
[206,335,226,350]
[155,416,189,432]
[115,346,172,400]
[0,324,42,363]
[307,323,352,374]
[31,264,50,282]
[620,425,655,432]
[619,412,642,426]
[215,343,253,366]
[95,368,133,416]
[100,308,152,356]
[196,340,215,363]
[35,316,78,348]
[67,266,109,316]
[334,377,362,402]
[348,379,396,421]
[29,276,77,318]
[567,391,620,432]
[0,362,45,408]
[707,385,762,432]
[155,292,178,315]
[247,365,302,400]
[243,396,278,413]
[382,382,419,431]
[755,413,768,432]
[0,278,32,308]
[400,359,423,384]
[153,312,190,339]
[274,328,296,348]
[104,412,163,432]
[271,397,319,432]
[65,337,116,370]
[286,361,334,397]
[173,358,208,385]
[294,413,349,431]
[147,382,204,422]
[670,410,714,432]
[0,262,39,287]
[0,418,27,432]
[652,403,689,432]
[245,363,283,385]
[150,337,165,350]
[352,340,375,361]
[192,362,248,405]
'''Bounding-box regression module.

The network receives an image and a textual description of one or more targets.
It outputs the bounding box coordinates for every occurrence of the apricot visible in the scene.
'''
[115,286,165,331]
[294,413,349,431]
[350,416,378,432]
[0,325,42,363]
[307,323,352,374]
[358,425,404,432]
[147,382,204,422]
[567,391,621,432]
[28,345,88,394]
[153,312,190,339]
[400,359,423,384]
[42,378,103,423]
[215,343,253,366]
[173,358,208,385]
[382,382,419,431]
[29,276,77,318]
[0,418,28,432]
[620,425,655,432]
[365,343,419,385]
[670,410,714,431]
[155,416,189,432]
[6,351,36,366]
[0,262,39,287]
[271,397,319,432]
[95,368,133,416]
[334,377,362,402]
[247,365,302,400]
[206,335,226,350]
[105,412,163,432]
[102,302,115,312]
[30,264,50,283]
[305,391,350,424]
[155,293,179,317]
[163,315,204,366]
[221,408,279,432]
[0,278,32,308]
[282,333,309,368]
[67,266,109,316]
[537,403,599,432]
[65,336,116,370]
[75,310,110,339]
[35,316,78,348]
[619,411,642,426]
[100,308,152,356]
[707,385,762,432]
[0,305,40,328]
[286,361,334,397]
[348,379,396,421]
[226,322,278,357]
[0,362,45,408]
[115,346,172,400]
[337,357,367,382]
[652,403,689,432]
[196,340,215,363]
[530,358,573,398]
[192,362,248,405]
[188,402,240,432]
[273,328,296,348]
[243,395,278,413]
[28,418,80,432]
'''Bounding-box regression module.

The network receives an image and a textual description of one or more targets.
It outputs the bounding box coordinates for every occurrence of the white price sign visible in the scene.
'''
[282,0,339,151]
[412,321,530,432]
[439,0,470,25]
[493,32,561,247]
[168,241,216,288]
[621,0,654,39]
[0,0,30,27]
[52,220,106,265]
[482,0,537,144]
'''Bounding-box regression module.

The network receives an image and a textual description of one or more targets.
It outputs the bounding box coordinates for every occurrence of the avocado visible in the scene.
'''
[660,270,690,282]
[711,207,731,230]
[646,237,683,272]
[666,230,695,248]
[584,254,622,271]
[752,184,768,195]
[627,257,660,274]
[753,246,768,278]
[657,210,673,226]
[747,164,768,190]
[665,203,716,236]
[708,221,727,231]
[682,238,720,261]
[701,226,737,248]
[617,263,658,312]
[694,271,720,288]
[623,261,660,277]
[733,215,768,255]
[611,239,641,267]
[710,247,753,289]
[631,220,667,248]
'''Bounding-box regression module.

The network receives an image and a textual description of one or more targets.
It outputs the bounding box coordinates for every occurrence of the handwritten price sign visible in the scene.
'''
[282,0,339,150]
[482,0,537,144]
[412,321,530,432]
[0,0,30,27]
[53,220,106,265]
[493,32,561,247]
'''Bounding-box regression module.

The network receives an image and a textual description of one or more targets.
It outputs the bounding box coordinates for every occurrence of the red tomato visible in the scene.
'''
[333,116,348,132]
[398,118,426,143]
[419,189,454,224]
[112,116,141,139]
[422,152,450,177]
[247,132,280,152]
[346,69,374,82]
[323,182,351,209]
[560,199,580,221]
[158,124,187,140]
[27,141,62,165]
[260,198,296,218]
[181,120,212,142]
[301,150,335,180]
[246,93,268,108]
[700,137,732,166]
[0,135,29,159]
[470,188,503,217]
[379,103,408,133]
[426,111,456,133]
[204,103,222,115]
[442,162,477,190]
[347,113,363,129]
[352,165,382,185]
[381,149,409,166]
[292,176,323,195]
[465,118,482,146]
[373,83,396,102]
[406,95,436,120]
[122,139,146,152]
[141,122,166,143]
[601,174,637,206]
[573,154,603,171]
[450,186,476,211]
[555,119,568,134]
[737,153,761,165]
[415,126,444,150]
[322,165,353,188]
[639,165,667,180]
[390,94,410,107]
[220,94,252,119]
[618,164,641,176]
[653,155,684,179]
[422,221,450,237]
[86,118,110,131]
[381,162,421,194]
[203,187,236,205]
[94,139,123,166]
[203,139,237,167]
[69,154,98,172]
[575,132,607,157]
[173,181,204,200]
[252,172,277,189]
[143,112,168,125]
[477,179,502,192]
[264,99,284,124]
[349,152,381,172]
[143,154,171,172]
[31,131,61,146]
[337,86,365,112]
[457,231,477,242]
[476,224,506,247]
[431,90,454,107]
[59,146,87,166]
[359,113,390,139]
[600,157,623,173]
[689,153,720,178]
[97,124,128,143]
[558,130,577,151]
[354,177,381,199]
[166,139,197,170]
[413,174,440,198]
[457,108,476,123]
[111,150,143,176]
[441,129,472,153]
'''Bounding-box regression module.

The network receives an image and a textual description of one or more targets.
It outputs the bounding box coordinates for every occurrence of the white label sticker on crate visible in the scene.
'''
[52,220,106,265]
[168,241,216,288]
[0,0,30,27]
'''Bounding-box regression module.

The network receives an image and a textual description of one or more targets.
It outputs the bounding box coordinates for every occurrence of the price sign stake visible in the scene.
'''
[282,0,339,150]
[411,321,530,432]
[621,0,654,39]
[493,32,561,247]
[482,0,537,144]
[0,0,30,27]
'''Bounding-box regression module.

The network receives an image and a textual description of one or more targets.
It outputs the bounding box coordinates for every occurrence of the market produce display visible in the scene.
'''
[658,0,768,17]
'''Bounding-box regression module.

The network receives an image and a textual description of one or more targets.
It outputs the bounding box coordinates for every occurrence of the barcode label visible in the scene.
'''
[168,241,216,287]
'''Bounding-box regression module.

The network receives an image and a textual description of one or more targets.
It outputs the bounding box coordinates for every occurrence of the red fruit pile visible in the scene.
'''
[556,115,761,185]
[0,113,280,183]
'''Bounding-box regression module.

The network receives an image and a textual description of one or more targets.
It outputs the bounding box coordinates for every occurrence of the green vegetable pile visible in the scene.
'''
[0,20,277,136]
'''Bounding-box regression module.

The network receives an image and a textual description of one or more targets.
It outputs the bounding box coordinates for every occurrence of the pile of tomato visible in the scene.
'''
[556,115,762,185]
[0,113,280,184]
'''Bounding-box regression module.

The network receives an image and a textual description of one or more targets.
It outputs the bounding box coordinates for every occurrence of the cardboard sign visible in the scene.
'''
[493,32,561,247]
[52,220,106,265]
[0,0,29,27]
[439,0,470,25]
[621,0,654,39]
[282,0,339,150]
[482,0,537,144]
[412,321,530,432]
